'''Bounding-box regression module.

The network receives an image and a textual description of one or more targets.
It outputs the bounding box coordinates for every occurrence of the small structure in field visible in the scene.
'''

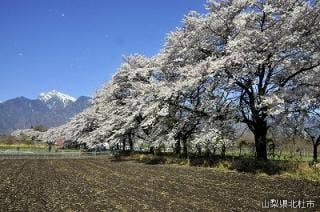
[55,138,65,149]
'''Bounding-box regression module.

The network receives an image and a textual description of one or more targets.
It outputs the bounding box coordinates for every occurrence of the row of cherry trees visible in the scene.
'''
[40,0,320,160]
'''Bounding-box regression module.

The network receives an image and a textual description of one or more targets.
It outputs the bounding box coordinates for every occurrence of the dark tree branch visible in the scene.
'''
[280,63,320,87]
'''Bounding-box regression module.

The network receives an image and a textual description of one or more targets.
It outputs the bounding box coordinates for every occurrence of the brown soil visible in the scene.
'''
[0,158,319,211]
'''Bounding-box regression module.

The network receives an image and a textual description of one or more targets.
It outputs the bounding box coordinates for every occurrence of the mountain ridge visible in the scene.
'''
[0,91,91,134]
[38,90,76,108]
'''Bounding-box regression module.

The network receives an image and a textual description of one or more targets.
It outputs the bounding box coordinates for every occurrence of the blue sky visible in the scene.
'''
[0,0,207,101]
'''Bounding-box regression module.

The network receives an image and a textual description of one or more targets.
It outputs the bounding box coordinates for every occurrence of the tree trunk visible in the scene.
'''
[122,139,126,151]
[182,139,188,157]
[183,145,188,157]
[221,144,226,158]
[129,141,133,151]
[128,133,133,152]
[175,139,181,155]
[196,144,202,156]
[253,121,268,160]
[313,144,318,162]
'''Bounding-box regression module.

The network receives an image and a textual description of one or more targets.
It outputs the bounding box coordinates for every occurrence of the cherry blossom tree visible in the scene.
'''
[300,97,320,162]
[160,0,320,159]
[304,115,320,162]
[21,0,319,161]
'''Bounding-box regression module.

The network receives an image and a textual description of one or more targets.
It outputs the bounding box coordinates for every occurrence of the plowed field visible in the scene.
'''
[0,158,319,211]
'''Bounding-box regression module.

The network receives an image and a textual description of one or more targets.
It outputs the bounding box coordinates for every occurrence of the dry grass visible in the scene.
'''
[0,135,33,145]
[126,153,320,182]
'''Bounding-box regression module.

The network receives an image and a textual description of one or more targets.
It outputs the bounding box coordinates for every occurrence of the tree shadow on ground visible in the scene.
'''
[124,153,299,175]
[227,157,296,175]
[188,155,297,175]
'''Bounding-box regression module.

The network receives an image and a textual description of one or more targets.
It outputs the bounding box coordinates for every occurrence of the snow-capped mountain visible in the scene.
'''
[38,90,76,109]
[0,91,91,134]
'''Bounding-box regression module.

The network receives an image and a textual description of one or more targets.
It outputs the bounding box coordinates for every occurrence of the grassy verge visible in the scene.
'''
[0,143,47,149]
[124,153,320,182]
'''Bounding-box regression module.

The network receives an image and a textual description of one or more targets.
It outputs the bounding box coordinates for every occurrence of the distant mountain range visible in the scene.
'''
[0,90,91,134]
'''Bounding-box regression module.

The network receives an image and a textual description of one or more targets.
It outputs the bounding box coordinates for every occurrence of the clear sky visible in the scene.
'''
[0,0,207,101]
